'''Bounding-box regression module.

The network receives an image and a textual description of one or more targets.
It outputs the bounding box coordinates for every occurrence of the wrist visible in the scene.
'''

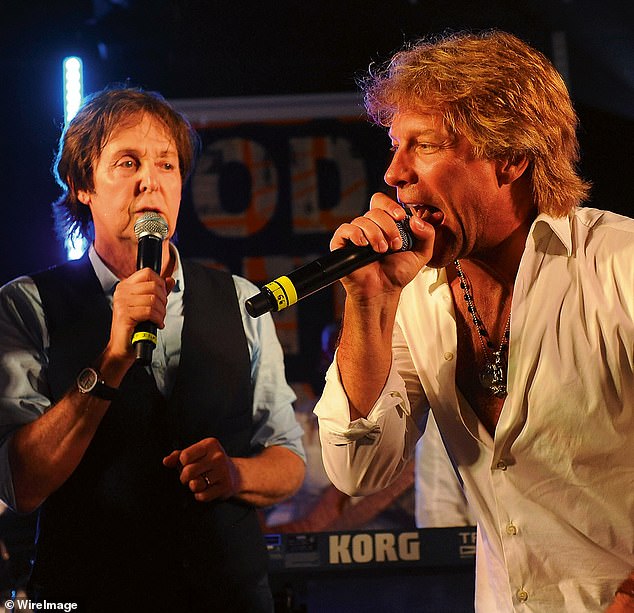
[343,281,403,306]
[97,347,134,387]
[76,366,120,401]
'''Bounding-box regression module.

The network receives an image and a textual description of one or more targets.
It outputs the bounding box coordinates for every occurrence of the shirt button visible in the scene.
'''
[443,352,454,361]
[517,589,529,602]
[506,523,518,536]
[496,460,508,471]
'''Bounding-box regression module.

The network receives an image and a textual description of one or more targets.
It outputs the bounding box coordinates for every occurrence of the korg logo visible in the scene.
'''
[328,532,420,564]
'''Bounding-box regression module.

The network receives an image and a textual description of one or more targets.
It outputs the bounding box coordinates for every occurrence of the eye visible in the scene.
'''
[115,157,138,170]
[416,142,441,154]
[158,157,180,172]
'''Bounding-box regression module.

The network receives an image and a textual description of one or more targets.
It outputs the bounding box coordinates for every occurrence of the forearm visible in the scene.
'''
[9,391,109,512]
[316,309,427,497]
[337,292,401,419]
[232,445,305,507]
[8,349,131,513]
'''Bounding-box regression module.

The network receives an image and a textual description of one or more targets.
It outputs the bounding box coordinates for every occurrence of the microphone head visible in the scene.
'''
[134,212,169,241]
[396,216,414,251]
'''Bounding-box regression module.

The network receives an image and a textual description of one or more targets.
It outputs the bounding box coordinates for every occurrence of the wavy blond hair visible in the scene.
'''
[362,30,590,217]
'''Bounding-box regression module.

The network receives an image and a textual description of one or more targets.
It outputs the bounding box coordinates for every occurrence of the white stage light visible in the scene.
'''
[63,57,88,259]
[63,56,83,124]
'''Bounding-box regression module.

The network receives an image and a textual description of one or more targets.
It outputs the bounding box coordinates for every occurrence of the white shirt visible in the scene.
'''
[415,411,476,528]
[315,207,634,612]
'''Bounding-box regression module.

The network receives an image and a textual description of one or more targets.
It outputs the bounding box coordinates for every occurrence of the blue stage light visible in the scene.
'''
[63,56,83,124]
[66,227,87,261]
[63,57,88,259]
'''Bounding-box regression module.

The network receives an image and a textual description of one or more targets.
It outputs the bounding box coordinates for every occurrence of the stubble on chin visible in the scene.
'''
[426,227,460,269]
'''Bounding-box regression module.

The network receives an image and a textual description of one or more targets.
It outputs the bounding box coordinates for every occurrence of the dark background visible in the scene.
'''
[0,0,632,285]
[0,2,632,607]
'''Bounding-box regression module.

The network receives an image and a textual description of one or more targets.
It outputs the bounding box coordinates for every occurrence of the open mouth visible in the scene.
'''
[406,204,445,227]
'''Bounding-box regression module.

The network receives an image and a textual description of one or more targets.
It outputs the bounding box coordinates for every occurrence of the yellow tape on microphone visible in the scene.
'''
[264,276,298,312]
[131,331,158,345]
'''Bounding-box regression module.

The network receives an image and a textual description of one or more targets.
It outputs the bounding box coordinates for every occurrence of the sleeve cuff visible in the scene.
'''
[314,352,411,444]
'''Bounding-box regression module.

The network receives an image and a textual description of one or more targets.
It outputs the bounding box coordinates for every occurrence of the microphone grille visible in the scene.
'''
[134,212,169,241]
[396,216,414,252]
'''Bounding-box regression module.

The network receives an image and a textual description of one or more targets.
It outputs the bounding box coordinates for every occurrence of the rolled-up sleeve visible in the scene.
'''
[0,277,51,509]
[314,322,429,496]
[233,276,305,463]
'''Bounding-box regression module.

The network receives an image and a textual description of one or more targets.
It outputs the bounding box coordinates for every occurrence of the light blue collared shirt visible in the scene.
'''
[88,245,185,397]
[0,245,305,509]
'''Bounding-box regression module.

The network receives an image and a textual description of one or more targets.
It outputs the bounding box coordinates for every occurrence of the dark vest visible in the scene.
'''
[29,255,269,612]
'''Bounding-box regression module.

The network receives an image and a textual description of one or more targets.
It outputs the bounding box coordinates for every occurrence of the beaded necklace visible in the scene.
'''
[454,260,511,398]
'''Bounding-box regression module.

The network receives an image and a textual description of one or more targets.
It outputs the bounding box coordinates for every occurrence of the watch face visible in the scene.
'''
[77,367,98,393]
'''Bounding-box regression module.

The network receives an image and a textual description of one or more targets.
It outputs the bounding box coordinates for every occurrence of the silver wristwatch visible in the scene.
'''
[76,367,119,401]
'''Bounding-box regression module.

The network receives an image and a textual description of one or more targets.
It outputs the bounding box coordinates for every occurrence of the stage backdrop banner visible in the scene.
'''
[172,93,416,534]
[173,92,390,386]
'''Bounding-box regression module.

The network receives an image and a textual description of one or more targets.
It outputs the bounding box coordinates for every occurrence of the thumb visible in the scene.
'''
[165,276,176,295]
[408,215,436,263]
[163,450,181,468]
[409,214,437,240]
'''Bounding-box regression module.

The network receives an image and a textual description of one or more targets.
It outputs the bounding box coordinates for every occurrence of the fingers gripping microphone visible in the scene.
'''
[132,212,169,364]
[245,217,414,318]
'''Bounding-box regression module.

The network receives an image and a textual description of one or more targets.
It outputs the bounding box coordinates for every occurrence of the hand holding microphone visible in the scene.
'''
[246,213,416,318]
[132,212,169,364]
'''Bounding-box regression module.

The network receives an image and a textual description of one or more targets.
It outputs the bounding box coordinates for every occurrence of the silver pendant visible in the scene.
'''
[479,352,507,398]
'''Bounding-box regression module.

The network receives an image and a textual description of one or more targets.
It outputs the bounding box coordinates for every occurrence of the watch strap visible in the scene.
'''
[91,379,120,401]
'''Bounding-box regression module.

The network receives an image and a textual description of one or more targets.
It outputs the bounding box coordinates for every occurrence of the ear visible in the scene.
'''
[496,156,529,186]
[77,190,91,205]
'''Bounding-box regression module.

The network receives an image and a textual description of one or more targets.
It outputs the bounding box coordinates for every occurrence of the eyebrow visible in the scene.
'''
[388,128,442,140]
[108,147,179,159]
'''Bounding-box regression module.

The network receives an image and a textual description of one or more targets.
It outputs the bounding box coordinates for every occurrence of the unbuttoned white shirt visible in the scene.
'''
[315,207,634,612]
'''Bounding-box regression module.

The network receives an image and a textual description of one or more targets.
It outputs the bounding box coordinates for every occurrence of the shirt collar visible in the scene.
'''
[528,211,573,257]
[421,265,446,295]
[419,210,574,293]
[88,243,184,295]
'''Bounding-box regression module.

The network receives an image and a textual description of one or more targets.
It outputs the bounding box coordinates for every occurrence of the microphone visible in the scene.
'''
[245,216,414,318]
[131,212,169,364]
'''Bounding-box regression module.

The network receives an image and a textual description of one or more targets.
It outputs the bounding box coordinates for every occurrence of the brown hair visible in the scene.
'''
[52,85,200,242]
[361,30,590,216]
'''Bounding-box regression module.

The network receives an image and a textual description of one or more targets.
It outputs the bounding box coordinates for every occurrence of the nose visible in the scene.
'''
[140,166,159,193]
[384,148,416,188]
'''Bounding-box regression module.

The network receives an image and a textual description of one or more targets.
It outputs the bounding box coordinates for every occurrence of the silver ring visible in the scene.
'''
[201,472,211,489]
